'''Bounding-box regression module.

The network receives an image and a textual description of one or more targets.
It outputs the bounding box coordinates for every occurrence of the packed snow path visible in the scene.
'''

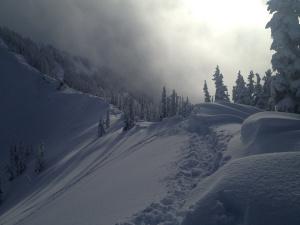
[117,117,236,225]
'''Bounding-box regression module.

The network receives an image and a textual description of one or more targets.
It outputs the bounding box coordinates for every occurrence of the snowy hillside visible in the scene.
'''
[1,41,300,225]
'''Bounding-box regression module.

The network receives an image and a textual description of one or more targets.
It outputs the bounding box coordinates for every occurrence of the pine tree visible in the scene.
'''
[124,97,135,131]
[35,143,45,174]
[161,86,167,119]
[105,109,110,129]
[232,71,249,105]
[170,90,177,116]
[254,73,264,108]
[203,80,211,103]
[98,119,106,137]
[262,69,274,110]
[212,66,230,102]
[247,71,255,105]
[266,0,300,112]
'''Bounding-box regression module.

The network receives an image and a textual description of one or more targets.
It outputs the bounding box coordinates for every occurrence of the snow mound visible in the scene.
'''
[183,152,300,225]
[240,112,300,155]
[193,103,261,122]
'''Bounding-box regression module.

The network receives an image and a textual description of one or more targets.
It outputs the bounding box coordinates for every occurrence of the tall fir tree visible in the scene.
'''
[254,73,264,108]
[35,143,45,174]
[170,90,177,116]
[262,69,274,110]
[203,80,211,103]
[124,97,135,131]
[161,86,167,119]
[212,66,230,102]
[266,0,300,112]
[247,70,256,105]
[105,109,110,129]
[232,71,249,104]
[98,119,106,137]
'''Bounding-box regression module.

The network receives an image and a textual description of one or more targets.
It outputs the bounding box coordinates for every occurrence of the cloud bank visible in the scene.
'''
[0,0,272,101]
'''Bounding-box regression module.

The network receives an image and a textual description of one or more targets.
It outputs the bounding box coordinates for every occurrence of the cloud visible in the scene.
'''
[0,0,272,101]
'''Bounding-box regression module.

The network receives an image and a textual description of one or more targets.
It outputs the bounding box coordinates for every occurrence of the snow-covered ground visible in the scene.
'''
[1,44,300,225]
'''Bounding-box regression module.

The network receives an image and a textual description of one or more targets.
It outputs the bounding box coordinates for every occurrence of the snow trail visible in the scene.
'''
[117,119,234,225]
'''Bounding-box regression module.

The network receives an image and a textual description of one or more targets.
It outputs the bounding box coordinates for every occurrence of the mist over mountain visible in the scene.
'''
[0,0,272,101]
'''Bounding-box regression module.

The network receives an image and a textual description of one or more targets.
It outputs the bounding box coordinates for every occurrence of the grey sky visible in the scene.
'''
[0,0,272,101]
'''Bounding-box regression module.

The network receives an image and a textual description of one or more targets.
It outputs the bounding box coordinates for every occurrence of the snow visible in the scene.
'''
[1,43,300,225]
[183,152,300,225]
[182,110,300,225]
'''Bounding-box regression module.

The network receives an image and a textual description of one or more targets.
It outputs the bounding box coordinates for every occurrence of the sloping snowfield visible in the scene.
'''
[1,45,300,225]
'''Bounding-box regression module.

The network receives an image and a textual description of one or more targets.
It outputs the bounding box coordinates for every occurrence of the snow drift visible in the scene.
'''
[183,152,300,225]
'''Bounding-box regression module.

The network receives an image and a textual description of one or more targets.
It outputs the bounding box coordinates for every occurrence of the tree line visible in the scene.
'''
[202,0,300,113]
[202,66,274,111]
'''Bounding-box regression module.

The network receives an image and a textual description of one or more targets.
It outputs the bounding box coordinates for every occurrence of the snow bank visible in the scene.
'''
[193,103,261,122]
[183,152,300,225]
[239,112,300,155]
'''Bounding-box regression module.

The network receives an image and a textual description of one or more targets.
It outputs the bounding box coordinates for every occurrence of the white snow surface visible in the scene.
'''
[1,45,300,225]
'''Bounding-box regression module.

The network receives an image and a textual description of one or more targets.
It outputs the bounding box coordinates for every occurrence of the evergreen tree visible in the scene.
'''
[266,0,300,112]
[161,86,167,119]
[124,97,135,131]
[105,109,110,129]
[254,73,264,108]
[98,119,106,137]
[262,69,274,110]
[35,143,45,174]
[247,71,256,105]
[232,71,249,105]
[212,66,230,102]
[170,90,177,116]
[203,80,211,103]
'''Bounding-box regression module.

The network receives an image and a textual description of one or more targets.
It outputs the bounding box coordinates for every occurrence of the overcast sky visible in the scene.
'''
[0,0,272,101]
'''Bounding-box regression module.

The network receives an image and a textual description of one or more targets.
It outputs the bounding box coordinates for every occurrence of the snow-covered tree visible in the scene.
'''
[212,66,230,102]
[203,80,211,103]
[266,0,300,112]
[6,143,27,180]
[232,71,249,105]
[160,86,167,119]
[98,119,106,137]
[35,143,45,174]
[247,71,256,105]
[124,97,135,131]
[262,69,274,110]
[254,73,265,108]
[170,90,178,116]
[105,109,110,129]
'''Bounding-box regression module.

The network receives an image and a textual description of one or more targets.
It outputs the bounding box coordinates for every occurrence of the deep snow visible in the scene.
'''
[1,43,300,225]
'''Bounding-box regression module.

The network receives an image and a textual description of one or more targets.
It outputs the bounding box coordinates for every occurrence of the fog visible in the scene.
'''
[0,0,272,101]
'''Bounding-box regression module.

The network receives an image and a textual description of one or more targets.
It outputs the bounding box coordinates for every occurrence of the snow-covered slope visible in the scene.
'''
[1,43,300,225]
[182,110,300,225]
[0,45,190,225]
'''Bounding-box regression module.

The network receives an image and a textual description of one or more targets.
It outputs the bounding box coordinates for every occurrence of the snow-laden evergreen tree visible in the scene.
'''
[254,73,265,108]
[203,80,211,103]
[170,90,178,116]
[105,109,110,129]
[232,71,249,105]
[212,66,230,102]
[35,143,45,174]
[124,97,135,131]
[98,119,106,137]
[161,86,167,119]
[266,0,300,112]
[247,71,256,105]
[262,69,274,110]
